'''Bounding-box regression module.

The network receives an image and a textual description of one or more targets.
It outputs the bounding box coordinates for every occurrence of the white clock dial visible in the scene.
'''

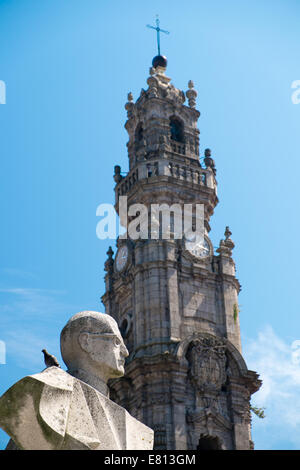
[115,245,129,272]
[185,236,210,259]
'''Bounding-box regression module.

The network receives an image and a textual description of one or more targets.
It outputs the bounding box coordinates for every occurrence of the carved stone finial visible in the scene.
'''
[125,93,134,119]
[113,165,123,183]
[217,226,235,256]
[107,246,114,258]
[104,246,114,275]
[224,226,232,241]
[186,80,197,108]
[147,75,159,98]
[204,148,216,173]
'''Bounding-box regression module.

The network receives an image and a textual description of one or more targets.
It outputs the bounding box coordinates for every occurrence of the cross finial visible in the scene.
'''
[146,15,170,56]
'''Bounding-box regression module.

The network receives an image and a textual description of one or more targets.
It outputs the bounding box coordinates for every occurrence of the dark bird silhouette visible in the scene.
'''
[42,349,60,368]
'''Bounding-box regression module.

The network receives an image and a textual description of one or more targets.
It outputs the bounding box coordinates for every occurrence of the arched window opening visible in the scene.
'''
[120,319,128,337]
[197,436,221,451]
[170,117,184,143]
[119,313,132,340]
[135,124,144,143]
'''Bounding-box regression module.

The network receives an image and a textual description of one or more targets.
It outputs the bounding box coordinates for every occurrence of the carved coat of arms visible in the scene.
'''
[187,336,227,394]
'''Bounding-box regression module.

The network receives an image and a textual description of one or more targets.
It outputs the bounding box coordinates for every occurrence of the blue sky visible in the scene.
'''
[0,0,300,450]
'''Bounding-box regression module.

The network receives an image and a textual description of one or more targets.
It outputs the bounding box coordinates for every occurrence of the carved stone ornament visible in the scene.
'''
[187,336,227,393]
[186,80,197,108]
[153,424,167,450]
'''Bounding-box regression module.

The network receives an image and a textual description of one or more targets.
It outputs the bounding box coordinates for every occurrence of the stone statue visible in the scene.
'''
[0,311,154,450]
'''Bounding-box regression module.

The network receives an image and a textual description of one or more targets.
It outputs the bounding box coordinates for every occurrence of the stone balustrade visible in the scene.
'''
[167,162,207,186]
[116,161,216,198]
[170,140,199,157]
[116,167,139,198]
[171,141,186,155]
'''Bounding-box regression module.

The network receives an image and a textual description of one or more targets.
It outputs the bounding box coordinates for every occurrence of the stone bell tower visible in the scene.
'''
[101,54,261,450]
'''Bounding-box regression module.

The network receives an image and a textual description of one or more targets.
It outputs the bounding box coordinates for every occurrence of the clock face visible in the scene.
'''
[185,235,211,259]
[115,245,129,272]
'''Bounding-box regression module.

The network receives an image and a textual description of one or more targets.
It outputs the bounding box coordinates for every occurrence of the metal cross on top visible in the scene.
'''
[146,16,170,56]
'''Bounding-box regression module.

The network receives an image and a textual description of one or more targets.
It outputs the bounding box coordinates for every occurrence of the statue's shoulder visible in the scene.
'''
[0,368,75,450]
[28,366,74,392]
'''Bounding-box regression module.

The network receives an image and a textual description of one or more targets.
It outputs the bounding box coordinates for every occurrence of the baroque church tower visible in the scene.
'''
[101,54,261,450]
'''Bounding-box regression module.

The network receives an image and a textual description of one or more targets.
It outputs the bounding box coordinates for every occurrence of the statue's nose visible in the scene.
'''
[121,343,129,358]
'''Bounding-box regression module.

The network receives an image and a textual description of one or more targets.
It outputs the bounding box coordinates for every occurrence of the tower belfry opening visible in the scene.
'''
[170,116,184,143]
[102,54,261,450]
[135,123,144,144]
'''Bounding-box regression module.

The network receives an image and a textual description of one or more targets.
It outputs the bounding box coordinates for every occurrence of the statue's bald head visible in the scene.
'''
[60,311,125,374]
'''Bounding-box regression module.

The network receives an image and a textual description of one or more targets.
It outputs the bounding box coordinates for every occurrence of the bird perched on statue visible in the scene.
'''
[42,349,60,368]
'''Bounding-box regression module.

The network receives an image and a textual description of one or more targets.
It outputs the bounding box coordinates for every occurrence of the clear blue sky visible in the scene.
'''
[1,0,300,450]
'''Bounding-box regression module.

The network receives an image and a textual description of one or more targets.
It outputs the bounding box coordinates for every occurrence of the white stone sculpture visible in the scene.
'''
[0,311,154,450]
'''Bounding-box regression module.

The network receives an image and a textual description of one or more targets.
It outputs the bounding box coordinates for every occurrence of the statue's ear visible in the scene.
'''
[78,332,91,353]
